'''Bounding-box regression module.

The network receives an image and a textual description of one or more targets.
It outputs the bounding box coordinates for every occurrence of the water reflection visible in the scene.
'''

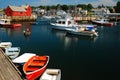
[51,29,72,49]
[0,22,33,41]
[51,29,98,50]
[66,33,98,42]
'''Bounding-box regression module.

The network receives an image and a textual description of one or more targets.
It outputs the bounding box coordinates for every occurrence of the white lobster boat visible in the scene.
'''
[50,18,75,31]
[66,25,98,37]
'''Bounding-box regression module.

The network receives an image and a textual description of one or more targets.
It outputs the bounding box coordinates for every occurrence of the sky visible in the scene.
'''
[0,0,119,8]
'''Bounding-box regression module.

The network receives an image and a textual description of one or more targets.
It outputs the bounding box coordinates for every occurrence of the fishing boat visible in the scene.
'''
[23,55,49,80]
[0,42,12,49]
[0,19,22,28]
[40,69,61,80]
[4,47,20,59]
[92,18,114,27]
[66,25,98,37]
[50,18,75,31]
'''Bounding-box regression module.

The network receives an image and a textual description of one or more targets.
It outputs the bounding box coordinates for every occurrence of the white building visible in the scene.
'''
[92,8,110,16]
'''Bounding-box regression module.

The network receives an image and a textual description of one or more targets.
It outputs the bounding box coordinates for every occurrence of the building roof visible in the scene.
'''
[8,5,29,12]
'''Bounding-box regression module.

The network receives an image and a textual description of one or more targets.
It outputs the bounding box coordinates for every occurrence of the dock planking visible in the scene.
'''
[0,48,24,80]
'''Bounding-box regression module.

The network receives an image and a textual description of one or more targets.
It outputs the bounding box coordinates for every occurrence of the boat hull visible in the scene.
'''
[92,21,114,27]
[26,67,46,80]
[67,30,98,37]
[12,53,36,64]
[51,23,73,31]
[0,42,12,49]
[0,23,22,28]
[52,26,73,31]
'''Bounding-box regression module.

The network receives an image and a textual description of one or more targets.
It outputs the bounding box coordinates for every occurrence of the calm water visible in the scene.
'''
[0,18,120,80]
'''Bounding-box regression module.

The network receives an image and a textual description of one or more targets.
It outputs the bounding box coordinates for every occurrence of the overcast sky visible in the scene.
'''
[0,0,119,8]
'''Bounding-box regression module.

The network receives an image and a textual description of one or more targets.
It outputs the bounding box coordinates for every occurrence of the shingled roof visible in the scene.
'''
[8,5,29,12]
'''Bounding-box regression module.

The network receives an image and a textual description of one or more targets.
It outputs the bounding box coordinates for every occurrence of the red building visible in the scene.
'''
[5,5,32,16]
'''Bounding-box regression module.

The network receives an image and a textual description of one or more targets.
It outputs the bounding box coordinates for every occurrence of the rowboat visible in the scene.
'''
[4,47,20,59]
[12,53,36,64]
[40,69,61,80]
[12,53,36,67]
[23,55,49,80]
[0,42,20,59]
[0,42,12,49]
[23,29,31,36]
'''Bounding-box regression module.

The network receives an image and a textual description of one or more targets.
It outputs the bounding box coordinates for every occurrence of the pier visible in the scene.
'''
[0,48,24,80]
[0,15,37,22]
[105,13,120,21]
[74,16,98,22]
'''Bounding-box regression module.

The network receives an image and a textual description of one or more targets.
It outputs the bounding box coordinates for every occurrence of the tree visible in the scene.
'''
[114,1,120,13]
[61,5,68,11]
[87,4,93,11]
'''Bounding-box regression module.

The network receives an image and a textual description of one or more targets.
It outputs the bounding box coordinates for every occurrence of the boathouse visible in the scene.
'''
[3,5,37,21]
[5,5,32,16]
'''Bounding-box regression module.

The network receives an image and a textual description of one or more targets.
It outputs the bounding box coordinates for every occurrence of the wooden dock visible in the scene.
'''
[0,48,24,80]
[74,16,97,21]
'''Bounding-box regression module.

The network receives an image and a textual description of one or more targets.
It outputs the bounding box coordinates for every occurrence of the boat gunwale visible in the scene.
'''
[23,55,49,75]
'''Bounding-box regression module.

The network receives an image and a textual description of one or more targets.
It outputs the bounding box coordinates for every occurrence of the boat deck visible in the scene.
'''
[0,48,24,80]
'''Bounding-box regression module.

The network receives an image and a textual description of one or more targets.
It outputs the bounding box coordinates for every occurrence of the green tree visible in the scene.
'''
[87,4,93,11]
[114,1,120,13]
[61,5,68,11]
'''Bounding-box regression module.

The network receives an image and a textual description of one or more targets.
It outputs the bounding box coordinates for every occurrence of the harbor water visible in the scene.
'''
[0,18,120,80]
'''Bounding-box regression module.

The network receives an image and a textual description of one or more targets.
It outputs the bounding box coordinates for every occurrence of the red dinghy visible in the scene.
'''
[23,55,49,80]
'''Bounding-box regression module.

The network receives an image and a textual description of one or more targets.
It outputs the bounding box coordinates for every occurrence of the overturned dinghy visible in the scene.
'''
[40,69,61,80]
[12,53,36,64]
[0,42,12,49]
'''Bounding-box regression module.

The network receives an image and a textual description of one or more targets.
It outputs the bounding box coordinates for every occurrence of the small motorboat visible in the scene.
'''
[40,69,61,80]
[23,55,49,80]
[92,18,114,27]
[66,25,98,37]
[0,19,22,28]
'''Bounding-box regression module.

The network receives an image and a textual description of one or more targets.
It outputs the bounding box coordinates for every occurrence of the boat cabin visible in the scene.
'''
[54,18,74,27]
